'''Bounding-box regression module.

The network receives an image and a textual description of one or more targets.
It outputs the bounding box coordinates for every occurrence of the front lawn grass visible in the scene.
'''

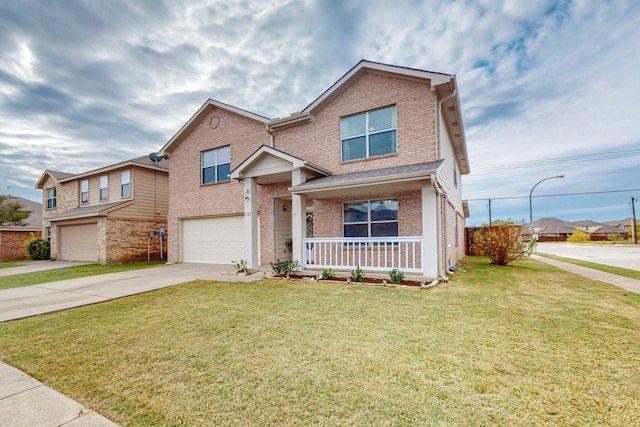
[0,261,28,270]
[0,261,166,291]
[1,257,639,426]
[537,252,640,280]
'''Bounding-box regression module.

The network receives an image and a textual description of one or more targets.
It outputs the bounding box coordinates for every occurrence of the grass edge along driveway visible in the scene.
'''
[1,257,639,426]
[0,261,167,291]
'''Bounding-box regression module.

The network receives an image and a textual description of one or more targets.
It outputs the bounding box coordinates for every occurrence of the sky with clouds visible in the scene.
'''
[1,0,639,226]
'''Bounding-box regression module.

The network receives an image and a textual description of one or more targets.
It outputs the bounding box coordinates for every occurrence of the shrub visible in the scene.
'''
[351,266,365,282]
[567,229,590,243]
[231,259,248,273]
[24,233,49,260]
[271,259,300,277]
[388,268,405,283]
[473,222,533,266]
[321,268,335,279]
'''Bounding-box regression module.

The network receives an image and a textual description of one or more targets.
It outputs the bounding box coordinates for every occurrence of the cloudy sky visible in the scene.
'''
[1,0,639,226]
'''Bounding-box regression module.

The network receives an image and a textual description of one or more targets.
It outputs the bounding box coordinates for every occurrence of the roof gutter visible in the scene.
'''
[289,170,434,194]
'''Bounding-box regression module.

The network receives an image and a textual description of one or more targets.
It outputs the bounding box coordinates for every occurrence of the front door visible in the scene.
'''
[274,198,292,261]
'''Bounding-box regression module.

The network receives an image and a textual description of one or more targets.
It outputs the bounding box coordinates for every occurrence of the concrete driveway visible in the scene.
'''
[0,263,266,322]
[536,242,640,272]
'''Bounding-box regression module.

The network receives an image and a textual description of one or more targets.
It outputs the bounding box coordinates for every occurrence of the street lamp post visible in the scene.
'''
[529,175,565,237]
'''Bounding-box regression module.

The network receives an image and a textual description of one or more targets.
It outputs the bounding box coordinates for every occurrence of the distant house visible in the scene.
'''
[0,197,42,261]
[604,218,634,232]
[36,156,169,264]
[532,218,627,241]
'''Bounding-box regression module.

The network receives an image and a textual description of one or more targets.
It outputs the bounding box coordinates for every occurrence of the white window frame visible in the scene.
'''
[121,170,131,198]
[341,105,397,162]
[201,146,231,184]
[100,176,108,201]
[80,179,89,204]
[46,187,57,209]
[342,198,399,238]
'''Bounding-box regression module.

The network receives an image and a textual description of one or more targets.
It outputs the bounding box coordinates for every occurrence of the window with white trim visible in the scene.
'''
[341,106,396,161]
[100,176,108,201]
[202,146,230,184]
[121,170,131,198]
[46,188,56,209]
[343,199,398,238]
[80,180,89,204]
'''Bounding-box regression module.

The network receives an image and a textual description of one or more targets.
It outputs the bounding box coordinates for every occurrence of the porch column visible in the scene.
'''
[291,169,306,265]
[244,177,259,269]
[422,183,439,279]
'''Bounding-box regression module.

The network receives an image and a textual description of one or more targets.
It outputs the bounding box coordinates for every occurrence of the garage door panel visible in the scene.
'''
[58,223,98,262]
[182,216,245,264]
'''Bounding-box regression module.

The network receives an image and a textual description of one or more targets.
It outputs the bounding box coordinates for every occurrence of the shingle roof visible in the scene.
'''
[46,201,130,221]
[0,196,42,230]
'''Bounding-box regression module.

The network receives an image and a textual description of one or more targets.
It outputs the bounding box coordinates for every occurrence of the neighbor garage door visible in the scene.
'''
[181,216,246,264]
[58,222,98,262]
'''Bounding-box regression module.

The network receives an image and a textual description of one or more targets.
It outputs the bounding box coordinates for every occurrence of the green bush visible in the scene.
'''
[231,259,248,273]
[473,222,533,266]
[388,268,405,283]
[567,230,590,243]
[271,259,300,277]
[351,266,365,282]
[24,233,49,260]
[321,268,335,279]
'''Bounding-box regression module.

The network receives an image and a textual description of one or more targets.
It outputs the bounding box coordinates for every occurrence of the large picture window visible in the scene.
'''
[46,187,57,209]
[202,146,230,184]
[343,199,398,238]
[341,106,396,161]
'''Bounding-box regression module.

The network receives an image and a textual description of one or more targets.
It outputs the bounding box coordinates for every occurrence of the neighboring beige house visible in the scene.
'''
[36,156,169,264]
[158,60,470,279]
[0,197,42,261]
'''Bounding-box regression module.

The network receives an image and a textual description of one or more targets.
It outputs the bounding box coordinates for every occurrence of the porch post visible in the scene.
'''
[422,183,439,279]
[244,177,258,269]
[291,169,306,266]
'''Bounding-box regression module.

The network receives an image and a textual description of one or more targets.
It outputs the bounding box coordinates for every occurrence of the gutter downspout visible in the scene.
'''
[266,126,275,148]
[436,83,457,160]
[431,173,447,281]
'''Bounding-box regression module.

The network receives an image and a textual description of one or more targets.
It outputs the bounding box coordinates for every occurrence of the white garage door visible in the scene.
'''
[182,216,247,264]
[58,222,98,262]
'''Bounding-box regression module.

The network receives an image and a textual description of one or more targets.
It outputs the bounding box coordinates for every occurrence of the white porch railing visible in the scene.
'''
[303,237,422,273]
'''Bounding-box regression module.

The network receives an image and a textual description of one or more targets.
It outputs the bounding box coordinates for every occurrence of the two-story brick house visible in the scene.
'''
[159,60,469,279]
[36,156,169,263]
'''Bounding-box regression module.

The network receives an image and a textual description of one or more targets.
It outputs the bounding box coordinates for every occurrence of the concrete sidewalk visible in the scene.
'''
[0,261,93,277]
[0,263,267,426]
[0,362,119,426]
[533,255,640,294]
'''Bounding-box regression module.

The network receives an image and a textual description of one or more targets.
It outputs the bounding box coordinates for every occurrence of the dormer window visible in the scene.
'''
[341,106,396,161]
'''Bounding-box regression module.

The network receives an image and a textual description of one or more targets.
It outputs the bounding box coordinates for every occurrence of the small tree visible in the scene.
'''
[0,193,29,226]
[567,229,590,243]
[473,222,532,266]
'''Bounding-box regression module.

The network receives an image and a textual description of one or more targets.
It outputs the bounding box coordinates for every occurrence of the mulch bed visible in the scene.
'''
[285,274,423,287]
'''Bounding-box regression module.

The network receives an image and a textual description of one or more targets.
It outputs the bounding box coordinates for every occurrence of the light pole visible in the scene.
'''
[529,175,564,237]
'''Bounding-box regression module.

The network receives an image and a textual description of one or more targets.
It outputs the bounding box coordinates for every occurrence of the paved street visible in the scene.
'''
[536,242,640,272]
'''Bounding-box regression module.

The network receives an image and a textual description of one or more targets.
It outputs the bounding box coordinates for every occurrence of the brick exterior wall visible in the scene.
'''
[0,230,33,261]
[272,72,438,174]
[166,107,270,262]
[105,218,168,263]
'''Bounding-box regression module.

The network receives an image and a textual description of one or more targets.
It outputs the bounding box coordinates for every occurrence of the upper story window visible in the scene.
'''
[100,176,108,201]
[343,198,398,238]
[80,180,89,204]
[202,146,230,184]
[121,170,131,198]
[341,106,396,162]
[46,187,57,209]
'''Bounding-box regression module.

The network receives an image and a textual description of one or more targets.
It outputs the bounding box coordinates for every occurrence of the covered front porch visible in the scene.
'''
[230,146,446,279]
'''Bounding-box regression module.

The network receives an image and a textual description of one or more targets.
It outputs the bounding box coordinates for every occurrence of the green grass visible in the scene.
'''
[0,261,28,269]
[537,252,640,280]
[1,257,639,426]
[0,261,167,291]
